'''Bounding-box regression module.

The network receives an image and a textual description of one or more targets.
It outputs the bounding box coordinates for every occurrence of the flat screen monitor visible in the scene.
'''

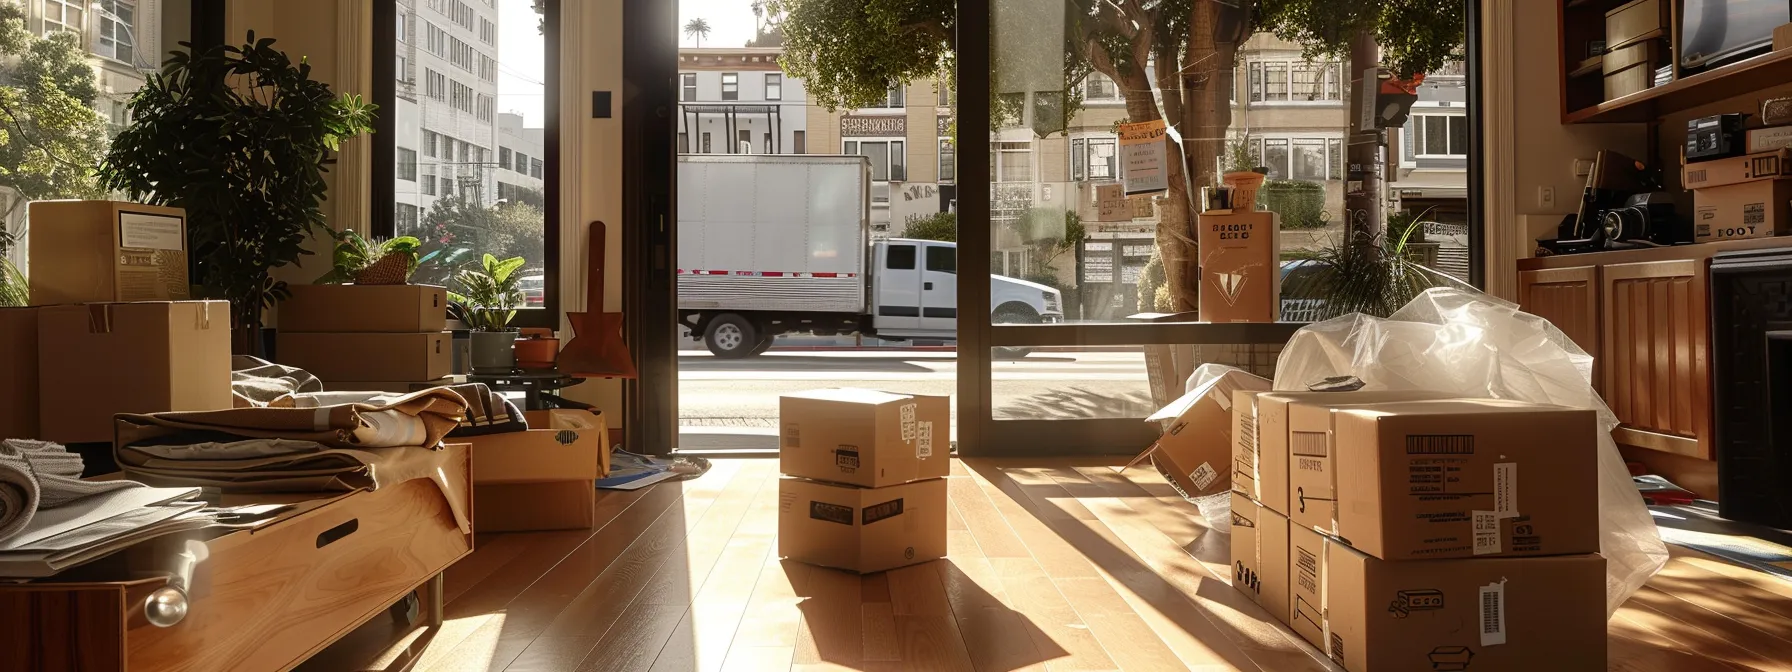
[1681,0,1791,72]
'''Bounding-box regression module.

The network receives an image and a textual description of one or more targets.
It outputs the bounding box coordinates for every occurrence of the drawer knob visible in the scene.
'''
[317,519,360,548]
[146,540,209,628]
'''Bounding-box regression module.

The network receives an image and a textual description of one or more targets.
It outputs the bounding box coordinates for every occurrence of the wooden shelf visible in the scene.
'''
[1565,47,1792,124]
[1568,56,1604,78]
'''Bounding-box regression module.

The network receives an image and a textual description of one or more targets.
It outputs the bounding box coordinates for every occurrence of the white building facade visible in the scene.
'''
[677,48,807,156]
[394,0,503,233]
[494,111,543,204]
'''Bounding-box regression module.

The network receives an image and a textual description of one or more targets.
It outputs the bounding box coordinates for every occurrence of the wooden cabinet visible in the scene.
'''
[1518,239,1792,463]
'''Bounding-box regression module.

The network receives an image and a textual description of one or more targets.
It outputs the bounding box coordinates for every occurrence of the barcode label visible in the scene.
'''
[1238,415,1257,460]
[1191,462,1218,491]
[1473,510,1501,555]
[1405,434,1475,454]
[1687,168,1707,183]
[1479,581,1507,646]
[783,425,801,448]
[1494,463,1518,517]
[1290,431,1328,458]
[916,421,934,458]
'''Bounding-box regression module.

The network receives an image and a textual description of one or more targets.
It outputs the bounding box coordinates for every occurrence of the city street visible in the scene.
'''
[676,349,1157,450]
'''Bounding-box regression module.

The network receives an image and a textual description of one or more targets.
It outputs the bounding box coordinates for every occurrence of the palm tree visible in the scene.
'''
[684,18,711,48]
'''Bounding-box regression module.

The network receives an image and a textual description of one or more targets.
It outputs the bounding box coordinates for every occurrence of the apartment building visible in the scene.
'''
[394,0,504,232]
[804,79,953,238]
[28,0,162,132]
[677,48,808,156]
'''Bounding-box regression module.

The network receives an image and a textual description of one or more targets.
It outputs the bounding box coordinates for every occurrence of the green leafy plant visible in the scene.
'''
[1282,210,1472,320]
[97,33,375,344]
[0,257,26,307]
[1223,137,1264,175]
[1260,180,1329,230]
[900,211,957,242]
[449,253,527,332]
[313,229,427,284]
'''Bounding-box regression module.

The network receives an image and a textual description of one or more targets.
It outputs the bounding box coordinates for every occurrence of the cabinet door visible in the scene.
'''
[1518,266,1601,365]
[1600,259,1709,459]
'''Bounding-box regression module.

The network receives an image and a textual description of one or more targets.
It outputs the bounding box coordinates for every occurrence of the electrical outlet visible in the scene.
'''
[1539,186,1556,209]
[1573,158,1594,177]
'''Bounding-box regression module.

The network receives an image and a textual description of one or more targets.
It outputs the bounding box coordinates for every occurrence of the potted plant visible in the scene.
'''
[314,230,426,285]
[1282,210,1475,321]
[97,33,375,354]
[451,253,527,373]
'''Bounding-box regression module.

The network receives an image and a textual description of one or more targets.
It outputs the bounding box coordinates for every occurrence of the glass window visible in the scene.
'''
[763,132,772,154]
[938,138,955,183]
[397,148,418,181]
[396,203,420,230]
[1292,139,1326,181]
[1249,62,1264,102]
[794,130,806,153]
[1329,138,1344,180]
[681,73,697,101]
[765,73,782,101]
[721,73,738,101]
[1262,139,1290,179]
[42,0,83,35]
[926,246,956,273]
[1264,62,1288,101]
[1291,63,1320,101]
[1087,139,1117,179]
[499,146,512,167]
[887,244,917,270]
[1415,115,1468,156]
[701,132,712,153]
[1325,63,1343,100]
[531,158,543,178]
[1070,138,1086,182]
[864,142,890,180]
[95,0,135,65]
[849,140,905,183]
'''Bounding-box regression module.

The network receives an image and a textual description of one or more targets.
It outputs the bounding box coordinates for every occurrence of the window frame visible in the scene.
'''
[1412,113,1471,159]
[681,73,697,101]
[95,0,137,65]
[764,73,782,101]
[1248,58,1345,105]
[844,138,907,183]
[721,72,738,101]
[938,138,955,184]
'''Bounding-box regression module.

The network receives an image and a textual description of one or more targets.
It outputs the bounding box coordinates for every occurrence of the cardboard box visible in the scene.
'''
[1231,491,1292,625]
[1196,210,1280,323]
[1682,149,1792,189]
[1237,390,1450,517]
[0,308,38,439]
[1129,369,1271,499]
[1692,179,1792,241]
[38,301,231,444]
[1601,39,1657,74]
[1746,125,1792,154]
[279,284,449,333]
[777,477,946,574]
[26,200,189,305]
[275,332,452,383]
[1318,531,1607,671]
[1603,62,1653,101]
[1605,0,1666,50]
[780,389,949,488]
[1290,524,1329,649]
[466,409,609,532]
[1293,399,1600,560]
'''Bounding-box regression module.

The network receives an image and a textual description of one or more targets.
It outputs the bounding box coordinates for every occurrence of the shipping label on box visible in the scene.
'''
[1693,179,1792,241]
[1132,369,1271,499]
[1328,399,1600,560]
[28,200,190,305]
[780,389,949,488]
[777,477,946,574]
[1747,125,1792,154]
[1197,211,1280,323]
[1323,541,1607,672]
[1289,525,1329,650]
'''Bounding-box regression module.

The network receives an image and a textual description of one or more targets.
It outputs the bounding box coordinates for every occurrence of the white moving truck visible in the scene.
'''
[677,154,1064,358]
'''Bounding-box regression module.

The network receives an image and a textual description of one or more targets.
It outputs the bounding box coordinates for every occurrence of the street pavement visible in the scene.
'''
[676,349,1157,450]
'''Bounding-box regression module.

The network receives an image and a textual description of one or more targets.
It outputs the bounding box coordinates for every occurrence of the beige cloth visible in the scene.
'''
[115,387,468,450]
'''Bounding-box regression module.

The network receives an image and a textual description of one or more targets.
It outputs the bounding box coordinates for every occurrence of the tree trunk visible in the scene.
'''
[1157,4,1242,314]
[1345,30,1383,242]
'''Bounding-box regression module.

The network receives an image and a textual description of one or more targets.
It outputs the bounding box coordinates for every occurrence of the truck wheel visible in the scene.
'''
[704,314,761,358]
[749,334,776,355]
[992,304,1040,325]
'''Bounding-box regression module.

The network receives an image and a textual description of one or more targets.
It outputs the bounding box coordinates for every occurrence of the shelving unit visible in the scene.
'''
[1565,48,1792,124]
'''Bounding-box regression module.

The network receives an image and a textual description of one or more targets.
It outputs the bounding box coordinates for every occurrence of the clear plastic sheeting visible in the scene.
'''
[1272,288,1667,616]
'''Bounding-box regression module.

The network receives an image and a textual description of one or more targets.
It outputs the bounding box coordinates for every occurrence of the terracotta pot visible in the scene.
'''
[514,336,560,370]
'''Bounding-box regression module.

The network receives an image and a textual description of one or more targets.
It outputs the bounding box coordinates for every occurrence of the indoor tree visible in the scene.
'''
[99,33,374,352]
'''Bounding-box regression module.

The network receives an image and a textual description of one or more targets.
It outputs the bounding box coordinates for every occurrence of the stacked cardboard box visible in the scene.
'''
[1682,148,1792,241]
[275,284,453,388]
[1127,368,1271,500]
[777,389,949,574]
[463,409,610,532]
[7,201,232,444]
[1232,392,1608,670]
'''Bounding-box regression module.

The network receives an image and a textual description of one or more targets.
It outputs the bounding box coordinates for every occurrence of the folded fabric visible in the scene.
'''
[0,440,141,543]
[115,386,469,451]
[231,356,325,408]
[307,383,527,437]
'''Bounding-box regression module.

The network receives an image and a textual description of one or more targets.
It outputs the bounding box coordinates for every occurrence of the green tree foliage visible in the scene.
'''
[684,18,712,48]
[0,1,108,222]
[99,33,375,334]
[1260,180,1328,230]
[1258,0,1466,79]
[768,0,953,112]
[423,193,544,274]
[900,211,957,242]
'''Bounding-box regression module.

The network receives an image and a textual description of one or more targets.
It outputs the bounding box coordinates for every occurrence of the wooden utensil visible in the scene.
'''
[558,220,637,378]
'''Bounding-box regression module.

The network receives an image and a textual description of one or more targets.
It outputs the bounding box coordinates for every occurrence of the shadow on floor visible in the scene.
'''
[994,386,1157,420]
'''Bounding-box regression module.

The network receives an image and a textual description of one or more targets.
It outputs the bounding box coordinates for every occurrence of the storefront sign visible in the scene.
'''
[1118,119,1168,196]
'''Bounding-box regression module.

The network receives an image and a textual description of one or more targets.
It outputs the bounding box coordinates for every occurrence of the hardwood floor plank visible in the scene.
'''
[1051,576,1198,672]
[649,471,784,672]
[888,562,954,616]
[730,557,809,649]
[947,472,1031,559]
[986,557,1119,672]
[969,465,1103,579]
[1647,559,1792,641]
[505,637,602,672]
[935,558,1053,672]
[719,646,795,672]
[573,603,691,672]
[861,602,901,662]
[791,567,866,668]
[1628,584,1792,667]
[1613,597,1783,671]
[882,616,976,672]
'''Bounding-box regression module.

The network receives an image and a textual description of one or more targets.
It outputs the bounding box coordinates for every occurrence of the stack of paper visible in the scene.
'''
[0,486,209,579]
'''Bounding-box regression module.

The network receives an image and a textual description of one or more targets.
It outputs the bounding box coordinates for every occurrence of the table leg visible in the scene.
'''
[426,572,444,627]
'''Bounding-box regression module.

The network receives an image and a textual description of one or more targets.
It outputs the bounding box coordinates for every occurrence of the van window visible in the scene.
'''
[925,246,956,274]
[886,244,916,270]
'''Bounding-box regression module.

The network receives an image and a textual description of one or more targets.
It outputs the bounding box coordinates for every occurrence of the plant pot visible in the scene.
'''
[1222,171,1267,212]
[470,330,519,374]
[515,336,560,371]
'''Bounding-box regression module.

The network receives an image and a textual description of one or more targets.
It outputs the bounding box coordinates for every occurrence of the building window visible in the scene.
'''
[938,81,950,107]
[1292,138,1326,181]
[681,73,697,101]
[1414,114,1469,157]
[763,132,773,154]
[499,147,512,168]
[427,22,447,57]
[426,69,447,100]
[513,151,527,172]
[479,17,495,44]
[1085,74,1120,101]
[42,0,82,35]
[793,130,806,154]
[396,203,420,230]
[1070,139,1085,182]
[939,138,955,184]
[1249,59,1343,104]
[421,174,437,195]
[1252,136,1346,181]
[1086,138,1116,179]
[479,54,496,82]
[1330,138,1344,179]
[476,94,493,121]
[702,132,712,153]
[397,148,418,181]
[737,129,751,153]
[721,73,738,101]
[844,139,906,182]
[1261,138,1289,180]
[765,73,782,101]
[96,0,135,64]
[1264,62,1288,102]
[873,86,905,109]
[440,177,454,196]
[422,131,438,158]
[530,159,542,178]
[678,132,689,153]
[397,7,408,41]
[450,81,474,112]
[396,55,410,82]
[994,141,1030,183]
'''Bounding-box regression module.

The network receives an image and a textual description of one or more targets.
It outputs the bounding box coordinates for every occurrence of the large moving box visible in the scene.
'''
[275,332,452,383]
[1289,399,1600,559]
[466,409,610,532]
[1230,491,1292,625]
[279,284,449,333]
[1235,390,1449,517]
[779,389,949,488]
[1691,179,1792,241]
[37,301,232,443]
[0,308,38,439]
[1131,369,1271,499]
[1292,525,1606,671]
[1196,210,1280,322]
[777,476,946,574]
[27,200,189,305]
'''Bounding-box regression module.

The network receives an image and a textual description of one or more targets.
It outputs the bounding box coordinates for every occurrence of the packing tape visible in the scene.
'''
[197,301,212,330]
[1320,534,1335,665]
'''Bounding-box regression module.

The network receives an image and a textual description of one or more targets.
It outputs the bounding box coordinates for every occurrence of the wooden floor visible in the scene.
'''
[302,458,1792,672]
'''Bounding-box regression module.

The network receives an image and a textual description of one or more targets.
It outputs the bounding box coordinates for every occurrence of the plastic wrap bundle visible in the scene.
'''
[1271,287,1667,616]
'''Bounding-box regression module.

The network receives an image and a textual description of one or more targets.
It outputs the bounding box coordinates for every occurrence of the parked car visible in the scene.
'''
[518,274,545,308]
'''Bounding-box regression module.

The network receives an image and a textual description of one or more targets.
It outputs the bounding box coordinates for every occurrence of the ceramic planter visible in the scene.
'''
[514,336,560,370]
[470,330,519,373]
